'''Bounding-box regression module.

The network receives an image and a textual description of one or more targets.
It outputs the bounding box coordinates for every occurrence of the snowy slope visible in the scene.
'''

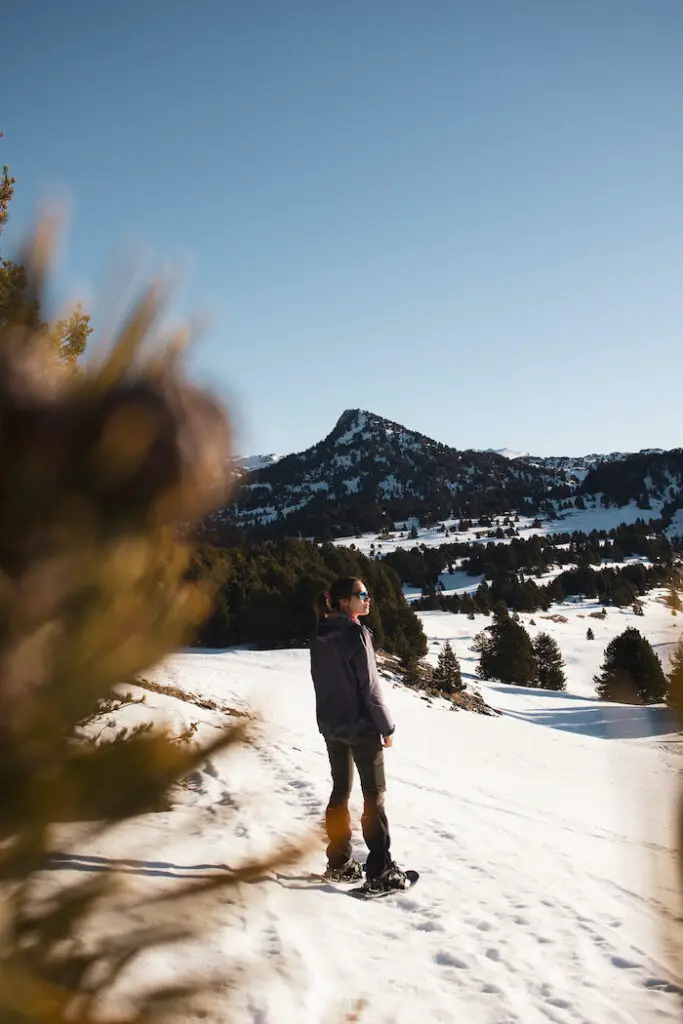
[54,597,683,1023]
[419,588,682,700]
[335,501,664,559]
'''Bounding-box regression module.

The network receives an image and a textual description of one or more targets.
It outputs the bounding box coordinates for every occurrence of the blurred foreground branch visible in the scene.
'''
[0,218,302,1021]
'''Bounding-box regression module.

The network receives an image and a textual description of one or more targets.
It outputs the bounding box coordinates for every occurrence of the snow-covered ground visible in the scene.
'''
[54,593,683,1023]
[402,561,590,602]
[421,587,682,699]
[335,501,664,558]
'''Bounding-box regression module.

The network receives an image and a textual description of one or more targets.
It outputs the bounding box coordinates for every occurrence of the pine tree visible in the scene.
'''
[409,523,418,540]
[533,632,566,691]
[400,650,423,686]
[432,640,464,693]
[586,626,595,640]
[476,605,538,686]
[666,636,683,713]
[594,627,667,704]
[0,131,15,235]
[666,584,682,616]
[0,129,92,362]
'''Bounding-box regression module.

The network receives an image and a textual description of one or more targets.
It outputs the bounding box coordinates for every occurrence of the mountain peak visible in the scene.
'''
[330,408,373,445]
[328,408,444,452]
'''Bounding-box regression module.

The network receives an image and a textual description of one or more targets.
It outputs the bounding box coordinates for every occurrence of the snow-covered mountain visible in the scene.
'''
[231,453,282,474]
[486,447,531,460]
[219,409,683,536]
[221,409,555,530]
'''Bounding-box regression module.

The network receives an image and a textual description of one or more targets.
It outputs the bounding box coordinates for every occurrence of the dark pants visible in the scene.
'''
[324,734,392,880]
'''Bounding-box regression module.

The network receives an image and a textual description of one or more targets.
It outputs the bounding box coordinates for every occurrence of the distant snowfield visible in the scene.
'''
[59,592,683,1023]
[333,500,665,558]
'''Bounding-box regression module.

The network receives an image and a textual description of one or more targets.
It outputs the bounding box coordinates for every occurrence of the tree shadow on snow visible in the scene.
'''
[44,851,232,879]
[487,683,593,703]
[178,645,256,656]
[503,704,678,740]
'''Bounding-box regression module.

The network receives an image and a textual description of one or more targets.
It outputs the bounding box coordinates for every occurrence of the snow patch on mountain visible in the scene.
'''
[485,447,531,460]
[234,453,282,473]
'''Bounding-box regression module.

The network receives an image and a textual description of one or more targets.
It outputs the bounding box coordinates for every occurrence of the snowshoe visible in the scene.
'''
[322,858,363,883]
[349,864,419,900]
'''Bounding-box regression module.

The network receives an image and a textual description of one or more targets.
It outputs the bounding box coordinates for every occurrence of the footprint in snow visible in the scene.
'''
[435,950,469,969]
[644,978,683,995]
[397,897,420,912]
[414,919,444,933]
[546,996,572,1010]
[610,955,641,970]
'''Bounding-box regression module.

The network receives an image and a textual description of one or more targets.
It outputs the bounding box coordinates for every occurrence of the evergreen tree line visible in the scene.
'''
[382,521,676,592]
[235,491,542,543]
[191,538,428,657]
[416,561,670,616]
[220,444,683,546]
[224,475,579,543]
[582,450,683,508]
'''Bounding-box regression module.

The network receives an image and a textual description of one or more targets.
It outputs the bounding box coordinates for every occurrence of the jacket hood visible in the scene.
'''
[315,613,358,643]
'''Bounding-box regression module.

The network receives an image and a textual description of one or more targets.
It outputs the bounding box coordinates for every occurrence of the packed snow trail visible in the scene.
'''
[56,599,682,1023]
[117,639,680,1024]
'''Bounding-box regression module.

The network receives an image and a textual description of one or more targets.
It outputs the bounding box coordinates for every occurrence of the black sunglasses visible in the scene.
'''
[352,590,369,600]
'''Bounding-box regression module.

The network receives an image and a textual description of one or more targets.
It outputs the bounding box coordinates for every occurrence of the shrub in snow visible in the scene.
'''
[594,628,667,704]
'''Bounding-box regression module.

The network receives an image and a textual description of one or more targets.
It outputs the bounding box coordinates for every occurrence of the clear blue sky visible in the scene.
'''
[2,1,682,457]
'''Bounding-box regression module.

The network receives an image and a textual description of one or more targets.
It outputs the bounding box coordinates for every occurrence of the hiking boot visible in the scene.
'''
[366,861,408,892]
[323,858,363,882]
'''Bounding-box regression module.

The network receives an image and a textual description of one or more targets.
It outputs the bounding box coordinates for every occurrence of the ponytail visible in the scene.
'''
[315,576,359,618]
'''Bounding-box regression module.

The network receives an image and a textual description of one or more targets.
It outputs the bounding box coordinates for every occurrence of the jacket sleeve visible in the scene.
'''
[349,627,395,737]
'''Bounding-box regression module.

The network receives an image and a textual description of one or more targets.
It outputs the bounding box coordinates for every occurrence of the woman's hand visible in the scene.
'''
[382,734,393,748]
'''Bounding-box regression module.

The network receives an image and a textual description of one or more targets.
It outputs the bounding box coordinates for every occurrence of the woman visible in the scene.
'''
[309,576,407,891]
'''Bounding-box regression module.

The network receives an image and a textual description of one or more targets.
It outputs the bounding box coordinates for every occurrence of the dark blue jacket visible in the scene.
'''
[309,614,395,741]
